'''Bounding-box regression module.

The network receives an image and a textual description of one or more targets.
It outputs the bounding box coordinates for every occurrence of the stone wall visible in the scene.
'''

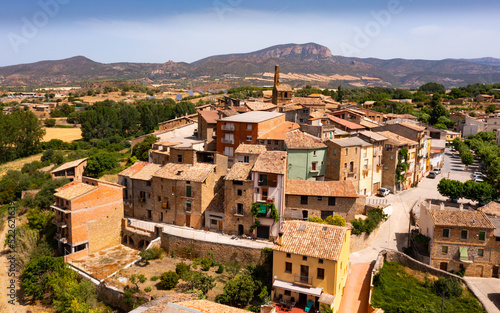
[285,194,361,222]
[160,232,264,264]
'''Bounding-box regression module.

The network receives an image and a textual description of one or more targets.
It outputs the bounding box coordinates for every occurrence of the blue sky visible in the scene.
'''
[1,0,499,66]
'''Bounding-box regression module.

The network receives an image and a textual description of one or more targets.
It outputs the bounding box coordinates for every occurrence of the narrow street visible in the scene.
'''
[342,148,476,312]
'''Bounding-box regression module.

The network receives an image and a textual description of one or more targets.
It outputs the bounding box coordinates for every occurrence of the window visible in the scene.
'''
[317,268,325,279]
[246,124,252,131]
[345,148,348,156]
[258,174,268,186]
[186,186,192,197]
[319,259,324,264]
[246,135,252,141]
[363,159,368,170]
[349,162,354,172]
[243,156,250,163]
[147,210,152,219]
[328,197,336,206]
[461,230,468,240]
[333,148,337,155]
[285,262,292,273]
[223,146,234,157]
[157,196,161,202]
[311,162,318,171]
[442,229,450,238]
[284,290,291,296]
[442,246,448,254]
[146,181,151,187]
[478,249,484,257]
[363,148,367,157]
[177,154,183,163]
[478,231,486,241]
[302,256,307,261]
[317,196,322,201]
[237,189,242,196]
[233,180,243,185]
[160,212,163,221]
[237,203,243,215]
[301,196,308,205]
[286,253,291,258]
[185,201,192,212]
[313,150,317,156]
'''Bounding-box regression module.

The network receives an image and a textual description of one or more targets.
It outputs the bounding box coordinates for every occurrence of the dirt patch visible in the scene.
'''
[0,153,43,177]
[403,266,438,283]
[42,127,82,142]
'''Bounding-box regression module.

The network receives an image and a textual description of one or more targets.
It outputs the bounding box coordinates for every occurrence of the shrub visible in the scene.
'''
[144,286,152,292]
[150,276,159,281]
[216,264,224,274]
[160,271,179,290]
[434,277,462,298]
[44,118,56,127]
[324,214,346,227]
[139,246,162,260]
[176,262,191,278]
[200,257,212,271]
[183,271,215,295]
[138,274,147,283]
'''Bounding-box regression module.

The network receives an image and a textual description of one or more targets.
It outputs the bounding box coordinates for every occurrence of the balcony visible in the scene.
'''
[221,124,235,131]
[221,138,234,144]
[54,233,67,243]
[233,207,244,216]
[293,274,313,286]
[52,219,67,228]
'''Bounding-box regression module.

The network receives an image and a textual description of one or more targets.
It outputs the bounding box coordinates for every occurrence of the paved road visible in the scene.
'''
[465,277,500,313]
[338,263,371,313]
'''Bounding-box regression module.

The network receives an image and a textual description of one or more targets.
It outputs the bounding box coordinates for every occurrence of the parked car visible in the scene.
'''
[377,188,390,197]
[433,168,441,174]
[474,177,485,183]
[428,171,437,178]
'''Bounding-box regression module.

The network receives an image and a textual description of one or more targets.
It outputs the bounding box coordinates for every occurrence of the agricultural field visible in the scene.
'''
[42,127,82,142]
[0,153,43,177]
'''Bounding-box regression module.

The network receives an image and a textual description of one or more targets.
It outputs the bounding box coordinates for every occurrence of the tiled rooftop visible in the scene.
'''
[276,84,293,92]
[54,180,98,200]
[479,201,500,217]
[327,115,366,130]
[396,121,425,131]
[225,162,253,181]
[245,101,277,111]
[218,111,283,123]
[285,130,326,149]
[51,158,87,173]
[199,110,219,124]
[253,151,287,175]
[427,208,495,229]
[129,163,162,181]
[153,162,216,182]
[274,221,348,261]
[118,161,150,178]
[235,143,267,155]
[376,131,418,146]
[329,137,372,147]
[286,180,358,197]
[258,121,300,140]
[360,119,380,128]
[218,109,239,117]
[292,97,325,106]
[359,130,388,142]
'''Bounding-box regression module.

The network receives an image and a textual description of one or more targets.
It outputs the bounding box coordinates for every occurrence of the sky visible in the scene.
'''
[1,0,500,66]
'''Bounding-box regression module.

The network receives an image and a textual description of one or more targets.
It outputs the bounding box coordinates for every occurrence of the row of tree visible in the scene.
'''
[437,178,497,203]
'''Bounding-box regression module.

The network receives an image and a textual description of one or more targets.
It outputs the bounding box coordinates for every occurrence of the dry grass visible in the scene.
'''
[43,127,82,142]
[0,153,43,177]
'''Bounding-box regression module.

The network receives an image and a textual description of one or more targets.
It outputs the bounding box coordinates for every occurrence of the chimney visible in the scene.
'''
[459,203,463,211]
[274,65,280,87]
[278,231,284,246]
[440,202,444,210]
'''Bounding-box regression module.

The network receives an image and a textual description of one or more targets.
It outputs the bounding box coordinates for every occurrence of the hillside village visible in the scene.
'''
[2,66,500,313]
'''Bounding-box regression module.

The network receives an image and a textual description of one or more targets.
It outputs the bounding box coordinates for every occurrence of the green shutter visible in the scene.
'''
[459,247,468,261]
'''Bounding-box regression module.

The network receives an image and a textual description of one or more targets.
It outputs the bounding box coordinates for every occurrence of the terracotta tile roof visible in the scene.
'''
[153,163,216,182]
[360,119,380,128]
[199,110,219,124]
[54,181,98,200]
[234,144,267,155]
[276,84,293,92]
[326,115,366,130]
[359,130,388,142]
[329,137,372,147]
[427,208,495,229]
[218,109,239,117]
[282,104,304,112]
[129,163,162,181]
[274,221,348,261]
[51,158,87,173]
[330,109,366,117]
[253,151,287,175]
[174,300,249,313]
[385,113,418,120]
[397,121,426,132]
[245,101,277,111]
[286,180,358,197]
[225,163,253,181]
[257,121,300,140]
[285,130,326,149]
[376,131,418,146]
[118,161,150,178]
[292,97,325,106]
[479,201,500,217]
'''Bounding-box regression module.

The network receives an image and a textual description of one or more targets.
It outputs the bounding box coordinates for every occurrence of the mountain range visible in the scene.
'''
[1,43,500,89]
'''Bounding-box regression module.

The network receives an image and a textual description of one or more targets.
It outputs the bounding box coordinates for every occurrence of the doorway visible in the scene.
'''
[186,215,191,227]
[218,220,223,232]
[439,262,448,271]
[299,293,307,305]
[238,224,244,236]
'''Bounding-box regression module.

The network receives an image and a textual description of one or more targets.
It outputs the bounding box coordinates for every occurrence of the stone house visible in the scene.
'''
[51,158,87,182]
[324,137,375,196]
[284,180,362,222]
[376,131,418,193]
[358,131,388,194]
[117,161,161,218]
[272,65,293,106]
[420,205,496,277]
[257,121,300,152]
[285,130,327,181]
[479,201,500,277]
[198,110,219,151]
[51,178,123,261]
[325,114,366,135]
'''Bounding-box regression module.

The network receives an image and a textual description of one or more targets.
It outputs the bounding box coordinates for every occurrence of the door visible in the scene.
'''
[372,182,380,195]
[256,225,270,239]
[439,262,448,271]
[238,224,244,236]
[300,265,309,284]
[218,220,223,232]
[186,215,191,227]
[299,293,307,305]
[493,265,499,278]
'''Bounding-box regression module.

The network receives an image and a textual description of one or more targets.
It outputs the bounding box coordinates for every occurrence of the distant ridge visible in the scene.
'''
[1,43,500,88]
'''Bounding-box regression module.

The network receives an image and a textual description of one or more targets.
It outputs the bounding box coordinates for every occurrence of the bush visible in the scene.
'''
[176,262,191,278]
[200,257,212,271]
[150,275,159,281]
[41,149,54,162]
[144,286,152,292]
[44,118,56,127]
[139,246,162,260]
[138,274,147,283]
[216,264,224,274]
[183,271,215,295]
[160,271,179,290]
[434,277,462,298]
[351,209,387,235]
[324,214,346,227]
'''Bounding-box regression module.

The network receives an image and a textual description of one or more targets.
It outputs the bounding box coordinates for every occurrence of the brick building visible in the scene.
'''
[272,65,293,106]
[52,178,124,261]
[376,131,418,193]
[51,158,87,182]
[420,206,496,277]
[284,180,362,222]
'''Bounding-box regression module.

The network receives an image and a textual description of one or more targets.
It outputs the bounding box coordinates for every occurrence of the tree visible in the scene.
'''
[132,135,158,161]
[430,104,449,125]
[44,118,56,127]
[216,274,256,307]
[159,271,179,290]
[437,179,464,201]
[35,178,70,209]
[183,271,216,295]
[11,110,46,158]
[460,151,474,168]
[418,82,445,95]
[324,214,346,227]
[485,104,497,114]
[22,256,66,300]
[85,152,119,177]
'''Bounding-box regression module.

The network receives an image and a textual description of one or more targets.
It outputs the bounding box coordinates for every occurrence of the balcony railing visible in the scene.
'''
[54,233,67,243]
[221,138,234,144]
[233,207,244,216]
[293,274,313,286]
[52,219,67,228]
[221,124,235,131]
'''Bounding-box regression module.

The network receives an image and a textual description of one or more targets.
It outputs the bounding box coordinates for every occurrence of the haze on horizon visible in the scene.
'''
[1,0,499,67]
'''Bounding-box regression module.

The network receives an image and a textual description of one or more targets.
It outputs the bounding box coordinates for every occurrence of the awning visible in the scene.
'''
[272,279,323,297]
[459,247,469,262]
[318,293,335,305]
